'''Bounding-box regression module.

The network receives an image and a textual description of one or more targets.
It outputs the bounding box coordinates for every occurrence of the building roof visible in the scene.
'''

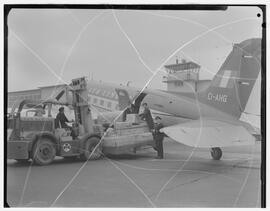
[8,88,40,94]
[8,83,67,94]
[164,61,200,71]
[38,84,67,89]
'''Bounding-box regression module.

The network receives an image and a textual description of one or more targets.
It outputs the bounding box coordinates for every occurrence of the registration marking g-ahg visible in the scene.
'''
[207,92,228,103]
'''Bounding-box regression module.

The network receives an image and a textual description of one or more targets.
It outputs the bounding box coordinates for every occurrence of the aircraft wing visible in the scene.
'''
[161,119,256,148]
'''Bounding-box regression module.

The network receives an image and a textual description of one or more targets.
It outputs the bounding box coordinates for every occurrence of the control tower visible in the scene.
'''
[162,59,209,93]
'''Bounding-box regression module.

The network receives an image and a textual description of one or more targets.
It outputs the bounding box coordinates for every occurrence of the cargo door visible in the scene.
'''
[133,92,147,113]
[115,88,131,110]
[115,88,147,113]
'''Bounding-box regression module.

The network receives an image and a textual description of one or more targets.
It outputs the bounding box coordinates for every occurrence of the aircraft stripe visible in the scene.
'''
[91,104,113,112]
[151,111,193,120]
[219,70,231,88]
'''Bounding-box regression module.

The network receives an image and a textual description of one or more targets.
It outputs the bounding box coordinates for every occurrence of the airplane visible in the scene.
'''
[55,38,261,160]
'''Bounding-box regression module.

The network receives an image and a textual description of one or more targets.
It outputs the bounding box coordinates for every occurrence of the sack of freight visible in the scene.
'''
[126,114,141,124]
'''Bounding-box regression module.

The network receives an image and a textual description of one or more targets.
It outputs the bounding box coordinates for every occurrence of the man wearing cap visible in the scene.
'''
[153,116,165,159]
[34,109,45,117]
[139,102,154,131]
[55,107,72,129]
[122,103,136,122]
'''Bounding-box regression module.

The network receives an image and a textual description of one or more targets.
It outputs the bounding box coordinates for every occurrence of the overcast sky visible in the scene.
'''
[7,6,263,126]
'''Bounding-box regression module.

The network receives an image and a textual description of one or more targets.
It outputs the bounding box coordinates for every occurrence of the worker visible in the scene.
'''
[55,107,72,129]
[34,109,44,117]
[139,102,154,131]
[122,103,136,121]
[153,116,165,159]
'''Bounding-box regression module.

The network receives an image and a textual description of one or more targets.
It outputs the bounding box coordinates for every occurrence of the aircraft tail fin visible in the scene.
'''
[201,38,261,119]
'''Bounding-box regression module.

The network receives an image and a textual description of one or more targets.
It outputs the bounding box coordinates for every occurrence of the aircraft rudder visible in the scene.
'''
[201,38,261,118]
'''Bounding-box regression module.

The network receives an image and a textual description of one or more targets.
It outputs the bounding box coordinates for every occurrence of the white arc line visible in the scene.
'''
[10,29,69,86]
[233,145,256,207]
[104,156,156,207]
[112,10,154,74]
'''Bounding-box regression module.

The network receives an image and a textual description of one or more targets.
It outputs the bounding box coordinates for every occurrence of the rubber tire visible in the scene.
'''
[33,137,56,165]
[80,137,102,161]
[211,147,222,160]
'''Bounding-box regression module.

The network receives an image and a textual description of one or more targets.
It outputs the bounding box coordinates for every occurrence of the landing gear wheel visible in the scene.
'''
[80,137,102,161]
[210,147,222,160]
[33,137,56,165]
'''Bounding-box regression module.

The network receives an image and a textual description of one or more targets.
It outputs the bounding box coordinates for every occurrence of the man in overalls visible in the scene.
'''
[153,116,165,159]
[139,102,154,131]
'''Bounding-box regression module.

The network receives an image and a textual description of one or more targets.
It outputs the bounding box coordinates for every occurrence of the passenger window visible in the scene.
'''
[107,102,112,108]
[100,100,104,106]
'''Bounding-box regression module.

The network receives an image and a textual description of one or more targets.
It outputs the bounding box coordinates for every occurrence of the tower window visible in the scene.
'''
[187,73,191,80]
[175,81,183,86]
[107,101,112,108]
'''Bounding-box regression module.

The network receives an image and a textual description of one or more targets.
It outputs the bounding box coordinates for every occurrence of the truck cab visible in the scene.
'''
[7,90,103,165]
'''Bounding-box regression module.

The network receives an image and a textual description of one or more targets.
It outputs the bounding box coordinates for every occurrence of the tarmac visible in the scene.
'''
[6,138,261,207]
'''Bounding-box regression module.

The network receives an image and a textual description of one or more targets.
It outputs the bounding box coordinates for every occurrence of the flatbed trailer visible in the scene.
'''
[103,122,154,155]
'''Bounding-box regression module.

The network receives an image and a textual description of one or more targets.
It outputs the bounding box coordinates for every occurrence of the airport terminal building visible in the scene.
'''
[8,84,67,109]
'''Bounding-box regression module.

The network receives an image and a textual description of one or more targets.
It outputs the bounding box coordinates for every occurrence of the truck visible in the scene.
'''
[7,77,155,165]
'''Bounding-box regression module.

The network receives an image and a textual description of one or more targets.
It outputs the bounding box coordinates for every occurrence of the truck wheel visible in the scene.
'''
[33,137,56,165]
[81,137,102,161]
[210,147,222,160]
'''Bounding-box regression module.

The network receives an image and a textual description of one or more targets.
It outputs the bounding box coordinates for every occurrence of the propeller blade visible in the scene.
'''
[55,90,65,101]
